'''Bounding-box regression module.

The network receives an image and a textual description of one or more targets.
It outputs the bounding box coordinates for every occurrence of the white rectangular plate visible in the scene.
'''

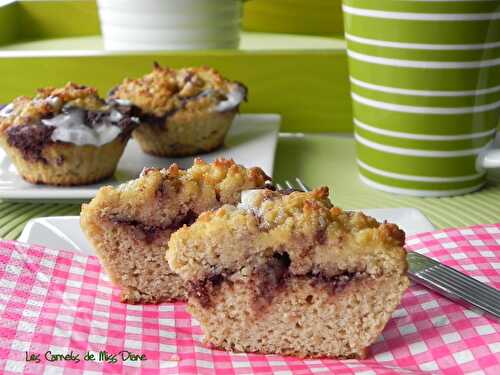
[18,208,435,256]
[0,114,280,200]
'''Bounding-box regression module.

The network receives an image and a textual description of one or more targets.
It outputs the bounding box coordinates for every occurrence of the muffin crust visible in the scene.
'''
[110,63,246,118]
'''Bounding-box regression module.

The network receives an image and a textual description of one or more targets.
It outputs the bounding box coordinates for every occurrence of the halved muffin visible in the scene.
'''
[0,82,138,186]
[109,63,247,157]
[80,158,270,303]
[167,188,409,359]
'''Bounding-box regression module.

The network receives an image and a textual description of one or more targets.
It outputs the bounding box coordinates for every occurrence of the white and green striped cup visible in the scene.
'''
[342,0,500,197]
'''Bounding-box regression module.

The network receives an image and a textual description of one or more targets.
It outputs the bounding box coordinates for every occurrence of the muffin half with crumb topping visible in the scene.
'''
[80,158,270,304]
[0,82,138,186]
[109,63,246,157]
[167,187,409,359]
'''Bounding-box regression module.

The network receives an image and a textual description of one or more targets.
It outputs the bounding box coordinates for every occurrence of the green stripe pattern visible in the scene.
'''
[343,0,500,196]
[0,202,80,240]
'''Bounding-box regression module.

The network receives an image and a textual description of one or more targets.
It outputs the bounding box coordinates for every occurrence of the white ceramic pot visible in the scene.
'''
[97,0,242,51]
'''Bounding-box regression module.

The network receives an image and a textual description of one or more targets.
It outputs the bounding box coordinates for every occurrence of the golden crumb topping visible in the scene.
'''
[81,158,271,229]
[110,63,247,117]
[0,82,107,133]
[168,188,407,282]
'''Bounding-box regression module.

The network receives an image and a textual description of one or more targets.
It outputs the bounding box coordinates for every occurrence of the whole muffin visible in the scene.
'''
[109,63,247,157]
[0,82,138,186]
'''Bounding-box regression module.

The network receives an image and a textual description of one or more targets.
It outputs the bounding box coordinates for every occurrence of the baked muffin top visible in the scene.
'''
[0,83,108,131]
[82,158,271,230]
[167,187,407,282]
[0,82,138,160]
[109,63,247,117]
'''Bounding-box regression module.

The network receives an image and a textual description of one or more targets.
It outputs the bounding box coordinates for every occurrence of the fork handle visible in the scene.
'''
[409,262,500,322]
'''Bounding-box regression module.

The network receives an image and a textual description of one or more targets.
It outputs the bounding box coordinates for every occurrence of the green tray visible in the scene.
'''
[0,0,351,133]
[243,0,344,37]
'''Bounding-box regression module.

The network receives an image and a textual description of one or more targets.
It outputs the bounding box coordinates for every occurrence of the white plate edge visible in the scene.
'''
[0,113,281,201]
[18,208,436,254]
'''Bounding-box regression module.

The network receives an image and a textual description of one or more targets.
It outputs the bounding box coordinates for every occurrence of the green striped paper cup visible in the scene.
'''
[342,0,500,197]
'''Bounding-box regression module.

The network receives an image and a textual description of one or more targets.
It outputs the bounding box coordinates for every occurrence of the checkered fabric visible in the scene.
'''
[0,224,499,374]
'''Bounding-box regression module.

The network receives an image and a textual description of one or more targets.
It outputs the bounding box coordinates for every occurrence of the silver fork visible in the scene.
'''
[275,178,311,193]
[278,178,500,322]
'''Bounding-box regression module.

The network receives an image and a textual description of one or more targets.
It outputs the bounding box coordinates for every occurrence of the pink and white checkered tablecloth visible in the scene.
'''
[0,224,499,374]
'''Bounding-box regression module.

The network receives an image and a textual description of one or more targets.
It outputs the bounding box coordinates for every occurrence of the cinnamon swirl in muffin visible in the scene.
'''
[168,187,409,358]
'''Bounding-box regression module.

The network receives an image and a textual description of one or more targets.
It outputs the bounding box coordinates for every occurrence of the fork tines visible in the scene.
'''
[275,178,310,192]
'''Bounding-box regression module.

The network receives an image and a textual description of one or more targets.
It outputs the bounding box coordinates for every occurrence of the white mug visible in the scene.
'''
[97,0,242,51]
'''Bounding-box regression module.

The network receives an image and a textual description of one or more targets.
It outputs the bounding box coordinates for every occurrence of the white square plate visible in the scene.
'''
[18,208,435,256]
[0,114,280,200]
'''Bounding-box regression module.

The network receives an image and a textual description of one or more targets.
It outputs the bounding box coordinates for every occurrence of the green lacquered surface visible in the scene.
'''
[17,1,100,40]
[0,2,17,46]
[243,0,344,36]
[2,0,345,41]
[2,35,105,51]
[0,1,100,46]
[0,49,351,133]
[1,135,499,240]
[0,1,352,133]
[0,1,352,134]
[1,33,346,52]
